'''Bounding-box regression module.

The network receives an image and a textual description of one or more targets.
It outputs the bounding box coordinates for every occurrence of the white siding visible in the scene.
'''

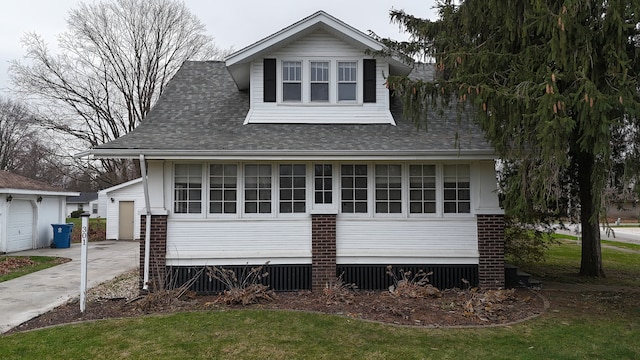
[336,218,478,264]
[105,181,144,240]
[165,219,312,266]
[246,29,393,125]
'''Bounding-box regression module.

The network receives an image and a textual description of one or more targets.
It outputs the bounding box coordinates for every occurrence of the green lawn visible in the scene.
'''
[0,256,69,283]
[1,306,638,359]
[529,235,640,287]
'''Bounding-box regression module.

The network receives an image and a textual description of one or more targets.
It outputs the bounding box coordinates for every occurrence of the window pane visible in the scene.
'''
[283,83,301,101]
[442,164,471,214]
[341,164,367,213]
[245,164,271,214]
[280,163,306,213]
[210,163,237,214]
[375,164,402,214]
[311,83,329,101]
[408,164,436,214]
[174,164,202,214]
[338,84,357,100]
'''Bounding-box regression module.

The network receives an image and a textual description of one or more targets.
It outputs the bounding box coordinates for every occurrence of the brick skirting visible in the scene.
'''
[139,215,168,291]
[477,214,505,289]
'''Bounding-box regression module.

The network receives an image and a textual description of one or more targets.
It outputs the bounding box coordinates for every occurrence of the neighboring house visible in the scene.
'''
[84,11,504,292]
[0,171,78,253]
[66,192,99,218]
[96,178,144,240]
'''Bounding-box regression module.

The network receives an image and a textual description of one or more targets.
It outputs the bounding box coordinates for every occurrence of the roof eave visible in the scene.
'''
[86,148,498,161]
[1,189,80,197]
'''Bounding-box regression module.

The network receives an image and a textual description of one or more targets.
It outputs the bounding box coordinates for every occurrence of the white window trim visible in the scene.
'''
[170,161,476,220]
[277,58,362,106]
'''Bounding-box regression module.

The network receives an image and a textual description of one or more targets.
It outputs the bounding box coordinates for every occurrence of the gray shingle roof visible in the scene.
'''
[93,61,493,158]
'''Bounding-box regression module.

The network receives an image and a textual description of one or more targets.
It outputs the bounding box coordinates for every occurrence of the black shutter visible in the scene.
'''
[264,58,276,102]
[363,59,376,103]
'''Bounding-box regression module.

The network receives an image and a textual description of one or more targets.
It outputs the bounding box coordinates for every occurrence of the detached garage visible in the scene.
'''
[0,171,78,253]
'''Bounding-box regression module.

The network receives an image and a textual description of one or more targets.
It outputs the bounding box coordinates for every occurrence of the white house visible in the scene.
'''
[97,178,144,240]
[0,171,78,253]
[83,11,505,292]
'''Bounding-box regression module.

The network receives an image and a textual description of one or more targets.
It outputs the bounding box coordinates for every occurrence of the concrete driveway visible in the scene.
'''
[0,240,139,333]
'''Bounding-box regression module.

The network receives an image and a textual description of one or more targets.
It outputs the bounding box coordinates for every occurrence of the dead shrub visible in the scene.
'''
[323,274,358,305]
[460,286,517,321]
[386,265,440,298]
[207,263,276,305]
[134,266,201,312]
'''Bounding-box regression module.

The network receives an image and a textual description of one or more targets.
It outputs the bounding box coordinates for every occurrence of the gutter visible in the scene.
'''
[86,149,498,160]
[139,154,152,291]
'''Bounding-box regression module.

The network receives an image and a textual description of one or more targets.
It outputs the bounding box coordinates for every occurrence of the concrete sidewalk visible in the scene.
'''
[0,240,139,333]
[556,224,640,245]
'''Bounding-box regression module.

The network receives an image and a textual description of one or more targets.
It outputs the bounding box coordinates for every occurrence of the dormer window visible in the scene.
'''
[282,61,301,102]
[310,61,329,102]
[338,61,357,101]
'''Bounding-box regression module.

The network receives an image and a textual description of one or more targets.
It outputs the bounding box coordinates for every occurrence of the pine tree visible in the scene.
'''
[384,0,640,276]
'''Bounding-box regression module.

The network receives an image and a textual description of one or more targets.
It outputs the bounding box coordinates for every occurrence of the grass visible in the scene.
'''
[0,256,68,283]
[521,234,640,287]
[0,306,638,359]
[1,233,639,358]
[65,217,106,242]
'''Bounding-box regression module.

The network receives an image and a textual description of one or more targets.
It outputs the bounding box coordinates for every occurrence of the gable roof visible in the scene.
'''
[0,171,78,196]
[67,192,98,204]
[98,177,142,195]
[87,61,494,160]
[225,11,411,90]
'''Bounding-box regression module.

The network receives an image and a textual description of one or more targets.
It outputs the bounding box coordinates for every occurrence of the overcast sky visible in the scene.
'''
[0,0,438,97]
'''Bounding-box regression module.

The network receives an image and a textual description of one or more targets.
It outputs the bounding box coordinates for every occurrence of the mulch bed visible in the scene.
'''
[6,287,545,334]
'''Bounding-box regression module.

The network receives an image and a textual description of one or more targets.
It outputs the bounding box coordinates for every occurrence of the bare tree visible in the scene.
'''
[0,97,36,171]
[10,0,224,184]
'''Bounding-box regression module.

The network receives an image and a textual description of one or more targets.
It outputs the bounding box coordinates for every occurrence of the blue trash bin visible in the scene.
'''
[51,224,73,248]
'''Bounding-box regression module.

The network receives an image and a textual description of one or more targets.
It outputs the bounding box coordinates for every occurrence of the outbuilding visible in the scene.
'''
[97,178,144,240]
[0,171,78,253]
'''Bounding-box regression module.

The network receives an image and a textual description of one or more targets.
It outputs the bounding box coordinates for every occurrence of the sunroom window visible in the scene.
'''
[174,164,202,214]
[375,164,402,213]
[341,164,368,213]
[279,164,306,213]
[282,61,301,102]
[209,164,237,214]
[409,165,436,213]
[443,165,471,213]
[244,164,272,213]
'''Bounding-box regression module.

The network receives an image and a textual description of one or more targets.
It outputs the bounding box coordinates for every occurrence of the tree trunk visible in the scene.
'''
[576,152,605,277]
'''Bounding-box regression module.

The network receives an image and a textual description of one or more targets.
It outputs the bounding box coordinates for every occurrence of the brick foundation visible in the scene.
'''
[311,214,337,292]
[477,214,505,289]
[139,215,168,291]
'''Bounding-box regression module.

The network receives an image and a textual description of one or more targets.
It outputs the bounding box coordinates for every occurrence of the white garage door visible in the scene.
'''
[7,200,34,252]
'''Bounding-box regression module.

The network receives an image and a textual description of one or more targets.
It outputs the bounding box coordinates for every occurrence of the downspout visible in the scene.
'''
[140,154,152,291]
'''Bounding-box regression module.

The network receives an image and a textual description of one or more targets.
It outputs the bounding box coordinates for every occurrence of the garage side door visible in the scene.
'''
[7,200,34,252]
